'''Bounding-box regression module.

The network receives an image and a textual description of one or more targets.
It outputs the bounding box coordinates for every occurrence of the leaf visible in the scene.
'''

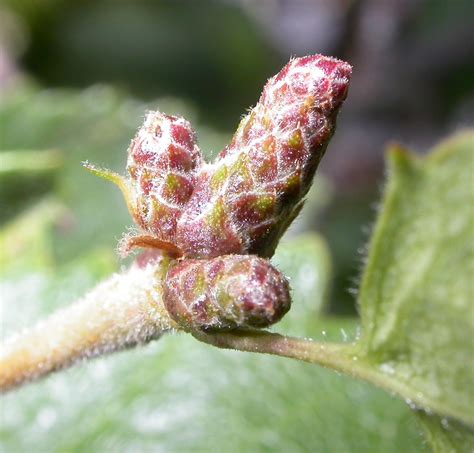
[0,243,426,452]
[415,412,474,453]
[0,197,67,274]
[273,233,332,335]
[356,131,474,427]
[0,149,63,223]
[0,149,63,175]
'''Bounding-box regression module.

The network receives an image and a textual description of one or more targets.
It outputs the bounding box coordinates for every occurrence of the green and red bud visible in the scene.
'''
[163,255,291,331]
[85,54,352,333]
[84,111,202,257]
[127,111,202,244]
[175,55,352,258]
[87,55,351,260]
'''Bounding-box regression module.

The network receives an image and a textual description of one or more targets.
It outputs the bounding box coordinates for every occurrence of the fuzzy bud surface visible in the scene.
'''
[127,111,202,245]
[176,55,352,258]
[163,255,291,331]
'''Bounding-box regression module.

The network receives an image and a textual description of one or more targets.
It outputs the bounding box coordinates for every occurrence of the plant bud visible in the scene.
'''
[127,111,202,244]
[176,54,352,258]
[163,255,291,331]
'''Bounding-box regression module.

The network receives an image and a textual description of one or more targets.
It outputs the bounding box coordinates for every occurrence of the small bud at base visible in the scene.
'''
[163,255,291,332]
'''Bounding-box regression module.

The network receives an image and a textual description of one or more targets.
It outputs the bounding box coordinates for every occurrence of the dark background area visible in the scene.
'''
[1,0,473,314]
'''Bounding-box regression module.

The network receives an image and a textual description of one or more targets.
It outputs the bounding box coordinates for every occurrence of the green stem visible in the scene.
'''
[194,330,473,426]
[194,330,361,376]
[0,259,176,393]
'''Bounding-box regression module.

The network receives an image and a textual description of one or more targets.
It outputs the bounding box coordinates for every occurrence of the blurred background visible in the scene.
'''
[1,0,473,314]
[1,1,473,451]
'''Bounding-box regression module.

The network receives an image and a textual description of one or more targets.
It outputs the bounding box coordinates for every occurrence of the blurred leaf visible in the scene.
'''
[0,148,63,222]
[273,233,332,336]
[355,132,474,432]
[6,1,279,128]
[0,84,136,256]
[0,84,229,263]
[284,175,334,238]
[0,197,66,274]
[0,236,425,452]
[415,412,474,453]
[318,190,375,316]
[0,149,62,174]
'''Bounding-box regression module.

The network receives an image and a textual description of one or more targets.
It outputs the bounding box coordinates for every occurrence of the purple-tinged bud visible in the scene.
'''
[127,111,202,244]
[163,255,291,331]
[176,54,352,258]
[85,111,203,257]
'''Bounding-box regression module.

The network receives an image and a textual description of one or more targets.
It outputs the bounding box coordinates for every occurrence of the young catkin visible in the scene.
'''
[163,255,291,331]
[175,55,352,258]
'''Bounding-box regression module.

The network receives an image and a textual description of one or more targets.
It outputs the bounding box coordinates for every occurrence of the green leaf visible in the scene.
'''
[0,149,63,223]
[273,233,332,334]
[0,197,67,274]
[415,412,474,453]
[0,149,63,175]
[356,131,474,428]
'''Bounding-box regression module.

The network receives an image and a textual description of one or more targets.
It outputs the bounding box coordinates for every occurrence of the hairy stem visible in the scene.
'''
[193,330,358,374]
[194,330,468,423]
[0,260,175,392]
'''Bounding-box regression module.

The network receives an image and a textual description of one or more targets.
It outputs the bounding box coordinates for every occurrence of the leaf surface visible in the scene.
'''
[415,412,474,453]
[355,132,474,432]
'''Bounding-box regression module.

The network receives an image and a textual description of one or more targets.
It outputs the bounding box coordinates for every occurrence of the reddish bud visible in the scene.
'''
[86,54,351,262]
[163,255,291,331]
[127,112,202,244]
[176,54,352,258]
